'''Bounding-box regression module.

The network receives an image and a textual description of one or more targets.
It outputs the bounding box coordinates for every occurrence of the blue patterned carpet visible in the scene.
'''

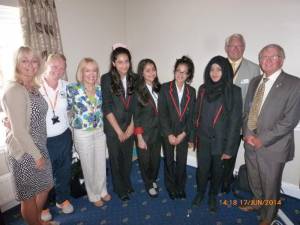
[3,160,300,225]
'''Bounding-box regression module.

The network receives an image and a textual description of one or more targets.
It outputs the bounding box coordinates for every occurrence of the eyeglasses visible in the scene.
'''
[259,55,282,61]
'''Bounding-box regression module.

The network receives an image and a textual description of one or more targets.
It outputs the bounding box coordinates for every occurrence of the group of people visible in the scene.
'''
[1,33,299,225]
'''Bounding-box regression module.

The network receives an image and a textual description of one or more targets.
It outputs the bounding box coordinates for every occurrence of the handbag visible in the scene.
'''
[70,155,87,198]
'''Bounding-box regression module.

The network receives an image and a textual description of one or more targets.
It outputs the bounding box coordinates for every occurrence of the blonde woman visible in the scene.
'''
[1,46,55,225]
[67,58,111,207]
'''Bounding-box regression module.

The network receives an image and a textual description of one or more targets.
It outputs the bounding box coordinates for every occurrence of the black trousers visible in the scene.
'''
[0,209,5,225]
[162,137,188,193]
[106,135,134,196]
[221,135,242,189]
[136,135,161,190]
[196,137,223,196]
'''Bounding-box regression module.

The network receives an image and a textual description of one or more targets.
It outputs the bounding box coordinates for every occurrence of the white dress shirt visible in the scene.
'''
[176,83,185,105]
[121,76,127,97]
[146,83,158,107]
[259,69,282,114]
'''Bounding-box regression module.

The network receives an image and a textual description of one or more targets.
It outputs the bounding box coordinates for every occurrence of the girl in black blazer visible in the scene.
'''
[101,47,136,201]
[158,56,196,200]
[134,59,161,198]
[192,56,242,212]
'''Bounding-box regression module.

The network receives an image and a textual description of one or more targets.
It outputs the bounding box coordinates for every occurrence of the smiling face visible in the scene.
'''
[17,52,40,80]
[209,63,223,82]
[225,36,245,62]
[45,58,66,81]
[143,63,157,85]
[259,47,284,76]
[82,62,99,86]
[174,64,189,86]
[113,53,130,77]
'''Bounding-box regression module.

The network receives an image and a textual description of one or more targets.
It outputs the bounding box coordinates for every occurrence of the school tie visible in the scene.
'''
[247,77,269,131]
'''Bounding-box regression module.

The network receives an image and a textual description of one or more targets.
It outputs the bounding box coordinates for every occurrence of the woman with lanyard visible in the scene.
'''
[67,58,111,207]
[39,54,74,222]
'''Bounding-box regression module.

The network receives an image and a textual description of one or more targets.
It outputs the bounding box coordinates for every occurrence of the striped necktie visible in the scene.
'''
[247,77,269,130]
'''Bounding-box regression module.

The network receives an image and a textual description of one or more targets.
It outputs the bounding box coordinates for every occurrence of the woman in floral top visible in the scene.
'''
[67,58,111,207]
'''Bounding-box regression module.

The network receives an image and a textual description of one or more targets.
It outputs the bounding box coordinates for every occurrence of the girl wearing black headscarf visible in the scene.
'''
[192,56,242,212]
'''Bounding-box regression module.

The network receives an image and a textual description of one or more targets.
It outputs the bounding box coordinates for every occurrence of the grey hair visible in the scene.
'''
[225,33,246,47]
[259,44,286,60]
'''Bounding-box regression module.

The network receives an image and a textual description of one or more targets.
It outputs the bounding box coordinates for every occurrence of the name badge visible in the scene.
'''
[60,90,67,98]
[240,79,249,84]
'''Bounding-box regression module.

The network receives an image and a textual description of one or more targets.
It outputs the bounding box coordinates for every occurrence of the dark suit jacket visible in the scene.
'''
[101,72,136,137]
[134,89,160,144]
[158,80,196,142]
[194,84,243,156]
[243,71,300,162]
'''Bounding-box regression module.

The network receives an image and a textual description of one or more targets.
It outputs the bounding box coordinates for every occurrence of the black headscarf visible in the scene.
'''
[203,55,234,111]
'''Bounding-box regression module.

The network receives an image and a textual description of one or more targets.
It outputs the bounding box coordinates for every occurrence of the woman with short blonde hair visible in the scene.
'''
[67,57,111,207]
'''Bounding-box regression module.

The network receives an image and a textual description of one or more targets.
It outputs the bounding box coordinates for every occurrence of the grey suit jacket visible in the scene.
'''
[243,71,300,163]
[234,58,260,103]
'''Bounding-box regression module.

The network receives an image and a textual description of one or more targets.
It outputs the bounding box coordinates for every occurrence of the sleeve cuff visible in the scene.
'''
[134,127,144,135]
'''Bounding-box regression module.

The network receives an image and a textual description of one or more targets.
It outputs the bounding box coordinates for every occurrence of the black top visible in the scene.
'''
[101,72,136,137]
[158,80,196,142]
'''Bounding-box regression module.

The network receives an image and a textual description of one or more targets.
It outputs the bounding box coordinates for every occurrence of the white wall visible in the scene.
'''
[1,0,299,194]
[55,0,126,81]
[125,0,300,192]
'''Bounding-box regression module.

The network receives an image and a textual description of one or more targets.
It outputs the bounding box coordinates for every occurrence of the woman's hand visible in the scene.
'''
[175,132,186,145]
[35,157,45,170]
[221,153,232,160]
[125,123,134,139]
[137,134,147,150]
[117,130,127,143]
[168,134,177,145]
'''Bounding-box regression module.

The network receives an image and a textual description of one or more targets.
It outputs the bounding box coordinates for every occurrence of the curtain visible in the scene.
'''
[18,0,67,79]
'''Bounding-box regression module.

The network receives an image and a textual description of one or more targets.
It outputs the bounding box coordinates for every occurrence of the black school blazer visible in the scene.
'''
[158,80,196,142]
[194,84,242,156]
[101,72,136,137]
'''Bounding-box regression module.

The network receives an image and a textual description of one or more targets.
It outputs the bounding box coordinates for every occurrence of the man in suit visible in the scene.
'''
[221,33,260,193]
[241,44,300,225]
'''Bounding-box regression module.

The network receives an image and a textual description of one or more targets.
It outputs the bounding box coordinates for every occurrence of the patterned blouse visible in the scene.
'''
[67,83,103,130]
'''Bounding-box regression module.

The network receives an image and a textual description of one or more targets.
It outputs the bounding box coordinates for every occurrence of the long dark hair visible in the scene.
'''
[203,55,234,111]
[136,59,161,106]
[109,47,135,96]
[173,56,194,84]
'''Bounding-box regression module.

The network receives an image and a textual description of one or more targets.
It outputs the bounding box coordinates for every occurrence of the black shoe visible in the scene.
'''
[168,191,177,200]
[127,188,135,194]
[208,196,217,212]
[119,193,130,201]
[221,182,231,194]
[177,191,186,199]
[192,193,204,207]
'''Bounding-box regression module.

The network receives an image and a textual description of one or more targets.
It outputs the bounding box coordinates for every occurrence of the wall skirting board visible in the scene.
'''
[186,154,300,199]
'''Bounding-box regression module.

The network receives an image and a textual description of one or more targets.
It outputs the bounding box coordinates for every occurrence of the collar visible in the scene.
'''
[43,76,61,91]
[228,57,243,67]
[263,69,282,82]
[175,82,185,94]
[146,83,153,92]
